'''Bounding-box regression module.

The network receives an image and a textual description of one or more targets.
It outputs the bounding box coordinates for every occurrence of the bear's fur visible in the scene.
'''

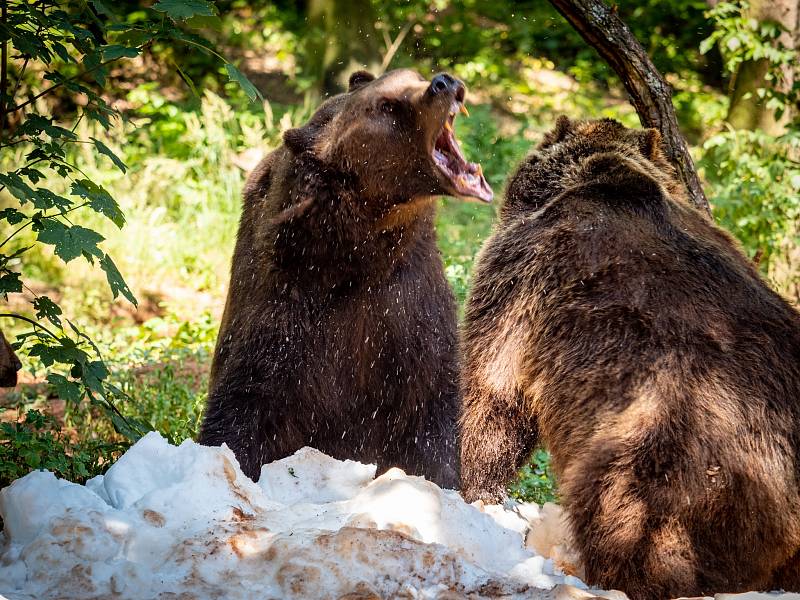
[199,69,492,489]
[459,117,800,599]
[0,329,21,387]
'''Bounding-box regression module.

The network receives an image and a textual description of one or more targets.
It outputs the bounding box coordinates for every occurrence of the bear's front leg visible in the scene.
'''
[458,376,537,504]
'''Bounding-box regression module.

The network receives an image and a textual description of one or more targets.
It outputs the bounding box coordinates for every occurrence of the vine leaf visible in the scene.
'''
[83,360,109,395]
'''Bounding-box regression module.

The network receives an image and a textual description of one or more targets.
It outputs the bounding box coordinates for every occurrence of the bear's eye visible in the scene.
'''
[378,98,402,115]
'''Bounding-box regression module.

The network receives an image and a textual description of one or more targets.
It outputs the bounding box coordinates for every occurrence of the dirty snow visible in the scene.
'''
[0,432,797,600]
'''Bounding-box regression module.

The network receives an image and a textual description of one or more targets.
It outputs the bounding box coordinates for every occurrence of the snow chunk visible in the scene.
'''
[257,446,376,504]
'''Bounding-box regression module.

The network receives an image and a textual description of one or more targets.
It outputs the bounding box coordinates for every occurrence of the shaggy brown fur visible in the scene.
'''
[459,117,800,599]
[200,69,491,488]
[0,329,21,387]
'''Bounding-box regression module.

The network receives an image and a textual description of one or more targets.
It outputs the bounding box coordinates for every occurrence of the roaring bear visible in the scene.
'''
[459,117,800,599]
[199,69,492,489]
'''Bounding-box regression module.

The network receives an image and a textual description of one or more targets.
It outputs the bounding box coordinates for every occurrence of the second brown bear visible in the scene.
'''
[459,117,800,599]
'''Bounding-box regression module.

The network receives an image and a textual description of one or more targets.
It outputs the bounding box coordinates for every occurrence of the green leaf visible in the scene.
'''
[116,29,157,48]
[46,373,82,402]
[33,188,72,212]
[101,45,140,61]
[72,179,125,227]
[18,115,77,140]
[184,14,222,30]
[0,207,26,225]
[34,296,63,327]
[153,0,218,21]
[36,220,104,263]
[109,412,151,442]
[174,61,199,98]
[100,253,137,306]
[90,0,116,16]
[90,138,127,173]
[19,167,45,184]
[29,339,87,368]
[83,360,109,395]
[225,63,262,102]
[0,172,36,204]
[0,271,22,297]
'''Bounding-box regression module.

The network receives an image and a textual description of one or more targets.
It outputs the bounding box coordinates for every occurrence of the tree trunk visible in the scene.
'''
[307,0,381,97]
[548,0,711,216]
[726,0,799,134]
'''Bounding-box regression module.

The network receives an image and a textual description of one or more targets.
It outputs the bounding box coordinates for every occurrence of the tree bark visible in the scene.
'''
[726,0,799,134]
[548,0,711,216]
[307,0,382,97]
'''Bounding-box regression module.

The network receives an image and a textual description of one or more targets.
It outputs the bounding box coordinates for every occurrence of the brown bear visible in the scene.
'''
[199,69,492,489]
[459,117,800,599]
[0,329,21,387]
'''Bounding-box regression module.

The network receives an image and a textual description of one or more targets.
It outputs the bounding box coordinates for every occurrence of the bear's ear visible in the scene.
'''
[283,127,314,154]
[541,115,572,147]
[348,70,376,92]
[640,128,663,161]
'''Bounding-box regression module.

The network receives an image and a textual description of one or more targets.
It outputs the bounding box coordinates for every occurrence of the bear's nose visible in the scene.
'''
[428,73,465,102]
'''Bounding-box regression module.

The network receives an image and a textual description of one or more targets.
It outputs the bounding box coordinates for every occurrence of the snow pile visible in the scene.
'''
[1,435,795,600]
[0,432,615,600]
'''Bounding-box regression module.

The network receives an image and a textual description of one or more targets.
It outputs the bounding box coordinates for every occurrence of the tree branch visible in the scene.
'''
[548,0,711,216]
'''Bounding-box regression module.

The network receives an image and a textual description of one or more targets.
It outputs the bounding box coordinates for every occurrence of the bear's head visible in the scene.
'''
[283,69,493,206]
[505,116,687,213]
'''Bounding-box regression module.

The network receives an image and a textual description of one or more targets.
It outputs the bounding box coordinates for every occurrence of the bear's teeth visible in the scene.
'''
[459,103,469,117]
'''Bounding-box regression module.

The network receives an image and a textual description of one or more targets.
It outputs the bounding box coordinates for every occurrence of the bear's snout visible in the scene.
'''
[427,73,465,102]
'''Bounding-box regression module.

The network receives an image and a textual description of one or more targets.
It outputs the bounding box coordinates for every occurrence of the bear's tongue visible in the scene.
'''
[432,107,493,203]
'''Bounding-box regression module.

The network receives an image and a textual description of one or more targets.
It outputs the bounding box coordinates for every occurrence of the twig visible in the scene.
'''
[548,0,711,215]
[0,201,91,249]
[0,312,59,340]
[7,59,114,115]
[378,21,413,76]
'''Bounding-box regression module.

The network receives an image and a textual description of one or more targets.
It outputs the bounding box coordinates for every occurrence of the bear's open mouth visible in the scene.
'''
[432,101,493,203]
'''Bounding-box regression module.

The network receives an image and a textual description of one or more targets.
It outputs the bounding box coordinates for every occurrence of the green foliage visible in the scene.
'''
[0,0,258,483]
[0,409,124,489]
[703,128,800,266]
[63,313,216,446]
[701,0,798,118]
[701,0,800,294]
[508,449,558,505]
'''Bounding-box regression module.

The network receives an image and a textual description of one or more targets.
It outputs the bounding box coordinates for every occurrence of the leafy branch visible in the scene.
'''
[0,0,259,446]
